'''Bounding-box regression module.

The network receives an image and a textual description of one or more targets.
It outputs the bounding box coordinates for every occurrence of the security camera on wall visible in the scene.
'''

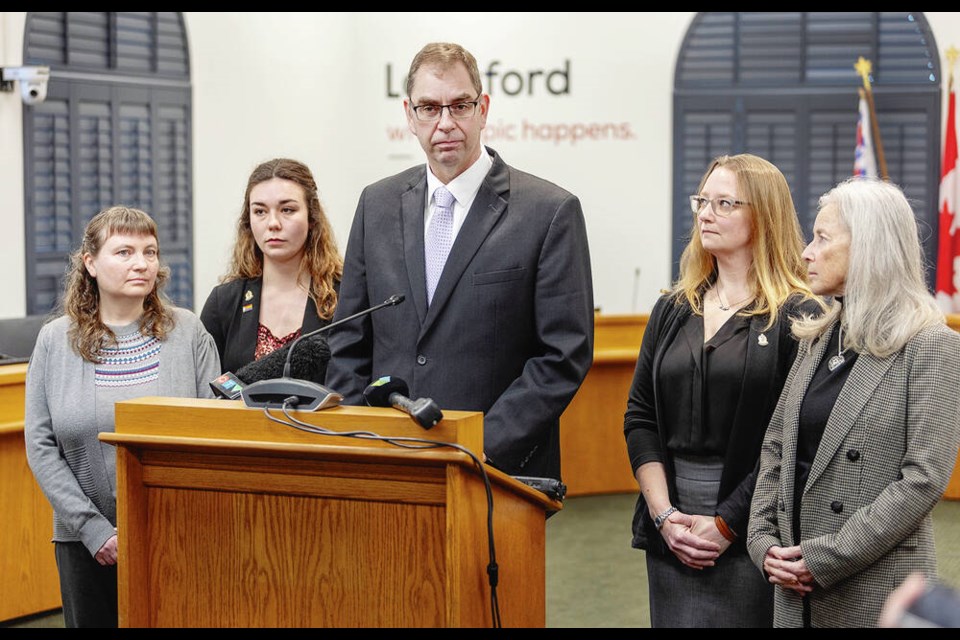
[0,65,50,106]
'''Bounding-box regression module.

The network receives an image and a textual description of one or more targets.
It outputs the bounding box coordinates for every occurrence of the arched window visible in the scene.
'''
[21,11,193,314]
[673,12,940,283]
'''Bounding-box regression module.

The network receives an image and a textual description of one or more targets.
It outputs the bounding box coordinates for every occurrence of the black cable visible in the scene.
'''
[264,400,503,628]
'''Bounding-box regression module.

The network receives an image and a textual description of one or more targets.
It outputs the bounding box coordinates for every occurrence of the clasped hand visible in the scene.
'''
[95,532,118,566]
[660,511,726,569]
[762,545,814,593]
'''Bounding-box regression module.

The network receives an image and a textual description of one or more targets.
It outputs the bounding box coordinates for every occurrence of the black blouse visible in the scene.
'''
[794,319,858,539]
[658,311,753,456]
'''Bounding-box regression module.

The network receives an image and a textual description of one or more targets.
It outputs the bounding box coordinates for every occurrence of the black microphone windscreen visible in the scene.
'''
[234,345,288,384]
[287,335,331,383]
[235,334,331,385]
[362,375,410,407]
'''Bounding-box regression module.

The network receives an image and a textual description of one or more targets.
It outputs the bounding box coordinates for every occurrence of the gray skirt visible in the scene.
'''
[646,454,773,628]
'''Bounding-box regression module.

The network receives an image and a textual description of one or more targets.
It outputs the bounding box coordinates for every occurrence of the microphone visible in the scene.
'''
[210,371,246,400]
[209,337,330,400]
[362,375,443,429]
[220,294,405,411]
[631,266,641,313]
[240,332,330,384]
[512,476,567,502]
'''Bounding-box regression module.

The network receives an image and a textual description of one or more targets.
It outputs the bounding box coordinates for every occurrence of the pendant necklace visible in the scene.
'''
[716,278,752,311]
[827,324,848,372]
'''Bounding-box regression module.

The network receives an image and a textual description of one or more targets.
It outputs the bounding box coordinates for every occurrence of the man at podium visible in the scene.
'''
[325,41,594,481]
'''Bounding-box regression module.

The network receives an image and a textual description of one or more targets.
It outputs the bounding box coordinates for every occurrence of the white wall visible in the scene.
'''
[3,12,960,319]
[0,12,27,319]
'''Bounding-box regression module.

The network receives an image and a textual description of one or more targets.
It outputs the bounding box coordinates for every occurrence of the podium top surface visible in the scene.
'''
[104,396,560,511]
[109,395,484,462]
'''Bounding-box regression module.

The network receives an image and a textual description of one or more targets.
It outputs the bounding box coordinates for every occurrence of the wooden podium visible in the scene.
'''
[101,397,560,628]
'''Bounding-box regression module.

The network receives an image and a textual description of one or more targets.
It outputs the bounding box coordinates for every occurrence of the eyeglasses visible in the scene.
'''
[689,195,751,217]
[411,98,480,122]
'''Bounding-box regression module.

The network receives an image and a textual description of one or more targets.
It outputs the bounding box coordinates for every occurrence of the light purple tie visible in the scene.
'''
[425,186,455,305]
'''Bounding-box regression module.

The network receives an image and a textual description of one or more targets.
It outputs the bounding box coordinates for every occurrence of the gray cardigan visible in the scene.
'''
[24,307,220,556]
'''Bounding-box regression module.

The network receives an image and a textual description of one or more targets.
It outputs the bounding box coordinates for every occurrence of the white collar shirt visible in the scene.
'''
[424,148,494,242]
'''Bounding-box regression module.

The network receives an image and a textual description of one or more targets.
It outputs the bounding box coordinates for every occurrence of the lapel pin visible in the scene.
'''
[758,333,768,347]
[244,289,254,301]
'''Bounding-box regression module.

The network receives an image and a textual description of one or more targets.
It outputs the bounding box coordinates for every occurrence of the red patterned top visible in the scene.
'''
[254,323,301,361]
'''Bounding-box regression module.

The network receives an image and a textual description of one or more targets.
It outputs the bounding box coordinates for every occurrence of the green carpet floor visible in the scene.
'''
[545,493,960,628]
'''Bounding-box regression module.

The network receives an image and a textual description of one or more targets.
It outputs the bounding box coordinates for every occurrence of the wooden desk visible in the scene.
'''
[560,314,646,497]
[561,313,960,500]
[0,363,61,622]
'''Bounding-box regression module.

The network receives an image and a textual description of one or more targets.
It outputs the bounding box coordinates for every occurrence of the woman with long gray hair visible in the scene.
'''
[748,177,960,627]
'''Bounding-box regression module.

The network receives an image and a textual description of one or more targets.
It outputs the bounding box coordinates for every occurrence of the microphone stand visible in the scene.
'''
[241,294,405,411]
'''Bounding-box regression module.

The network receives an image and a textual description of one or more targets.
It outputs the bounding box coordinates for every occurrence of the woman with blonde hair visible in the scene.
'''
[748,177,960,627]
[25,206,220,627]
[201,158,342,381]
[624,154,822,627]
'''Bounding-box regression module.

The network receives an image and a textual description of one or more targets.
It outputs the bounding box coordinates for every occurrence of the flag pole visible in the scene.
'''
[948,46,957,98]
[855,56,889,180]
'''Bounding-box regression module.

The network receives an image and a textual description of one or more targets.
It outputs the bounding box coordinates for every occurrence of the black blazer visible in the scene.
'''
[200,277,331,382]
[325,147,595,480]
[624,292,819,553]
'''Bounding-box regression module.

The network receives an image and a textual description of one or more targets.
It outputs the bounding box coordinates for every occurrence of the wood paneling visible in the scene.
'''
[0,363,61,622]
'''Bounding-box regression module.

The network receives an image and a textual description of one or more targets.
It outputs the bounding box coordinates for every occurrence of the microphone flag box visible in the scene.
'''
[210,372,244,400]
[512,476,567,502]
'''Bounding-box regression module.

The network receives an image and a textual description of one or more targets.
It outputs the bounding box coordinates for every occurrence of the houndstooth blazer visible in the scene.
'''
[748,319,960,628]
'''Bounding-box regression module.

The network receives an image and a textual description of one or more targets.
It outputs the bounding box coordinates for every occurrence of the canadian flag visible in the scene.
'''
[936,85,960,313]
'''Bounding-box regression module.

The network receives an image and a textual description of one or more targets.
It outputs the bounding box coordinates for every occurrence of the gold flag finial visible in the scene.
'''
[855,56,873,90]
[946,46,959,90]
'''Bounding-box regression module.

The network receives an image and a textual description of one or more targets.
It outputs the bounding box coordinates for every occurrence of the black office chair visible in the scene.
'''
[0,314,48,362]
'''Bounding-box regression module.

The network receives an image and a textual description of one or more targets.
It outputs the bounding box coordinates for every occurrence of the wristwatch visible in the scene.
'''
[653,506,677,531]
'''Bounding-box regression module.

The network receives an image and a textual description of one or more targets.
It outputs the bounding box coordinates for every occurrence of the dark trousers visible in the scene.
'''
[54,541,118,628]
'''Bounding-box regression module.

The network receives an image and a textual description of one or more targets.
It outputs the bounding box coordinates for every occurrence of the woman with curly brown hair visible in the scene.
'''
[201,158,343,382]
[25,205,220,627]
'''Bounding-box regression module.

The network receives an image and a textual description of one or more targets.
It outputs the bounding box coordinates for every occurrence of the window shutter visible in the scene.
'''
[26,96,73,313]
[77,97,114,225]
[155,99,193,308]
[673,110,736,264]
[22,12,192,314]
[739,13,804,85]
[156,12,189,76]
[674,12,940,283]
